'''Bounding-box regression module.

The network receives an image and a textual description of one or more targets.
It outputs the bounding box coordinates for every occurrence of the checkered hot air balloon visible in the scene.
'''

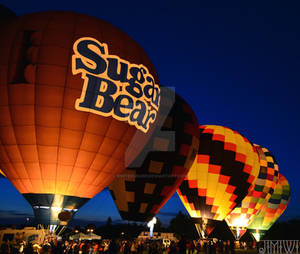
[0,11,159,226]
[248,173,291,241]
[177,125,260,239]
[109,89,199,222]
[225,144,279,239]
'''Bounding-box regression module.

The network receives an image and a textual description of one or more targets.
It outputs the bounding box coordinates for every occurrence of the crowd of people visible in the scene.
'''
[0,238,254,254]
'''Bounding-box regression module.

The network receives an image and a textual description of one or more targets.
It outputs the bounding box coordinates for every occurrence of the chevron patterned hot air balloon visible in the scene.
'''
[0,11,160,226]
[109,88,199,222]
[177,125,260,238]
[225,144,279,239]
[248,173,291,241]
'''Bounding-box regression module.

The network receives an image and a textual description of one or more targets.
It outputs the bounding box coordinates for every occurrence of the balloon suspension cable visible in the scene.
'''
[250,229,262,242]
[229,226,237,240]
[229,226,246,240]
[249,231,257,242]
[57,226,66,236]
[195,224,206,239]
[54,225,60,235]
[37,224,46,241]
[236,227,240,240]
[55,225,59,235]
[193,218,217,240]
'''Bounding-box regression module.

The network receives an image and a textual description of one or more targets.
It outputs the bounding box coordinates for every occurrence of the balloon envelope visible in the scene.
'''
[109,88,199,222]
[0,11,159,225]
[248,173,291,241]
[177,125,260,238]
[225,144,279,239]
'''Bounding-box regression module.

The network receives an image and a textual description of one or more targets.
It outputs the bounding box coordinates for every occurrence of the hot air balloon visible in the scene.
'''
[109,88,199,222]
[0,11,160,226]
[225,144,279,239]
[248,173,291,241]
[177,125,260,238]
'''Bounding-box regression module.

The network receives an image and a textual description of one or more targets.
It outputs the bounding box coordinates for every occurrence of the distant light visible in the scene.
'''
[40,206,50,209]
[33,206,77,212]
[51,207,62,212]
[87,228,94,234]
[147,217,157,238]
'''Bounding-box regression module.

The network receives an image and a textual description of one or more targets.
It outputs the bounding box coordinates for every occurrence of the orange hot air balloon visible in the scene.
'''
[0,11,160,225]
[0,5,14,181]
[177,125,260,238]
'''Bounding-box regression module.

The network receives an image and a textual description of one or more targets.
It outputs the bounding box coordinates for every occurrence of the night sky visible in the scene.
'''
[0,0,300,225]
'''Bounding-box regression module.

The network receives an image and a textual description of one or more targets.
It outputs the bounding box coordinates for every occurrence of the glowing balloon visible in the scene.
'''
[248,173,291,241]
[177,125,260,238]
[225,144,279,239]
[0,11,160,225]
[109,89,199,222]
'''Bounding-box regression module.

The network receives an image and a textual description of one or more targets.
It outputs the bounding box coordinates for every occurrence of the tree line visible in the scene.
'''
[70,212,300,241]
